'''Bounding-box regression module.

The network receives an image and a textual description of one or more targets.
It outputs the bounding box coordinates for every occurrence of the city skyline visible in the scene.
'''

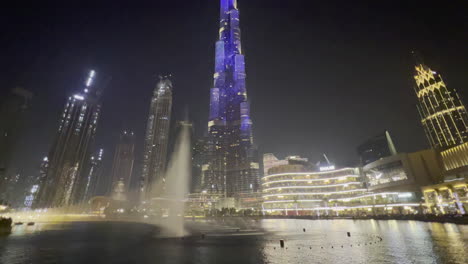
[1,0,466,190]
[0,2,466,263]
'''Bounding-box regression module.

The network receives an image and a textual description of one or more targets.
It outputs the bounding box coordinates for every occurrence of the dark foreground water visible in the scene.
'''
[0,219,467,264]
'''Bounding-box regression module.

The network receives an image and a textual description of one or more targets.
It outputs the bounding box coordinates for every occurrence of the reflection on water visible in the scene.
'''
[0,219,466,264]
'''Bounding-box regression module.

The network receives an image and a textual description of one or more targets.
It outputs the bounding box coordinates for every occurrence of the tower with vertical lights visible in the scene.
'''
[35,70,106,208]
[110,130,135,196]
[204,0,260,197]
[413,55,468,149]
[141,76,173,200]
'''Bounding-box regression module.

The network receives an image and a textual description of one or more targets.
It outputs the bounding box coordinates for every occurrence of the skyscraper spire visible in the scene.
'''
[204,0,260,197]
[413,57,468,149]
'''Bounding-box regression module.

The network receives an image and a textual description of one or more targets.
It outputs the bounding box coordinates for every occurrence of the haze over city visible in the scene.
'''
[0,1,467,263]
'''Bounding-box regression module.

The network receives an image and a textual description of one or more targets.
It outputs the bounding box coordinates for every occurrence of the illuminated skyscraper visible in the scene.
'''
[82,148,104,202]
[191,138,207,193]
[35,70,106,208]
[110,130,135,195]
[141,76,172,199]
[37,157,49,189]
[23,156,49,208]
[413,55,468,149]
[204,0,260,197]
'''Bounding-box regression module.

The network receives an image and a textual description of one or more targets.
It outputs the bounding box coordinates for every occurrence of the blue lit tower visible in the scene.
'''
[35,70,106,208]
[204,0,260,197]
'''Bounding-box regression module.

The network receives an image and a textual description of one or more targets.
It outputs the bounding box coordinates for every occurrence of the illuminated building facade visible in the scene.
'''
[423,180,467,215]
[141,76,172,199]
[21,156,49,208]
[37,157,49,191]
[35,70,105,208]
[413,58,468,149]
[204,0,260,197]
[363,149,444,193]
[262,164,421,216]
[110,130,135,195]
[191,138,207,193]
[440,142,468,176]
[82,148,104,202]
[422,143,468,214]
[357,130,397,165]
[23,184,39,208]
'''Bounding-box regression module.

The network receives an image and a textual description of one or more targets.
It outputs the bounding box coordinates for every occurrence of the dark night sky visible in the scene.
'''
[1,0,467,179]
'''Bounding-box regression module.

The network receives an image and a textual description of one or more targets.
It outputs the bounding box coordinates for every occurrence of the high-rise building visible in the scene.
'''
[141,76,173,200]
[110,130,135,196]
[0,87,33,199]
[191,138,207,193]
[357,130,397,165]
[82,148,104,202]
[203,0,260,197]
[413,55,468,149]
[36,157,49,193]
[35,70,106,208]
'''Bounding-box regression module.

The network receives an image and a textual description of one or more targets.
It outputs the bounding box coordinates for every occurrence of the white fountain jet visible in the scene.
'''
[152,121,191,237]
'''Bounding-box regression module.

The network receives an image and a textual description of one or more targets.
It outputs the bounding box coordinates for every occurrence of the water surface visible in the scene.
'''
[0,219,466,264]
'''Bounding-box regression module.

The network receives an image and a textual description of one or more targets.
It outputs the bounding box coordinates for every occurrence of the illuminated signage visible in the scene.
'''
[319,165,335,171]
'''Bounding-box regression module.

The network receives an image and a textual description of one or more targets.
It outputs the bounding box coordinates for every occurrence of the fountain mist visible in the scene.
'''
[153,122,191,237]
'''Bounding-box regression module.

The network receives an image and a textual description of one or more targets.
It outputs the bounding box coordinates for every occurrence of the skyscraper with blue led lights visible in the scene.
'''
[203,0,260,197]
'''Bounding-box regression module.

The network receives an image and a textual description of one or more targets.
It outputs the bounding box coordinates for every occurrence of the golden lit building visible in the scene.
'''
[413,57,468,149]
[422,180,467,215]
[440,142,468,177]
[422,142,468,214]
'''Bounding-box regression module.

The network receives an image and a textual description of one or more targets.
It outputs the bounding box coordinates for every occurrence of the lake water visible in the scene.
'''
[0,219,467,264]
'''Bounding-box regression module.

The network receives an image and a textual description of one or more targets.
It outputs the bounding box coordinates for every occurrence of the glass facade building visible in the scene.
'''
[357,130,397,165]
[203,0,260,197]
[413,59,468,149]
[110,130,135,196]
[35,70,104,208]
[81,148,104,202]
[141,76,172,200]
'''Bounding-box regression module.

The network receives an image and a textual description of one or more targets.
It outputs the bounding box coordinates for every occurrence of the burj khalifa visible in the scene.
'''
[203,0,260,197]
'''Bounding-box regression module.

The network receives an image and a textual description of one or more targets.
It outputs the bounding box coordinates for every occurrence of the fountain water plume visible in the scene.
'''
[152,122,191,237]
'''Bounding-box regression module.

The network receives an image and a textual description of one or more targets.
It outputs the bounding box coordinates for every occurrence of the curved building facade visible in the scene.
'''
[262,165,421,215]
